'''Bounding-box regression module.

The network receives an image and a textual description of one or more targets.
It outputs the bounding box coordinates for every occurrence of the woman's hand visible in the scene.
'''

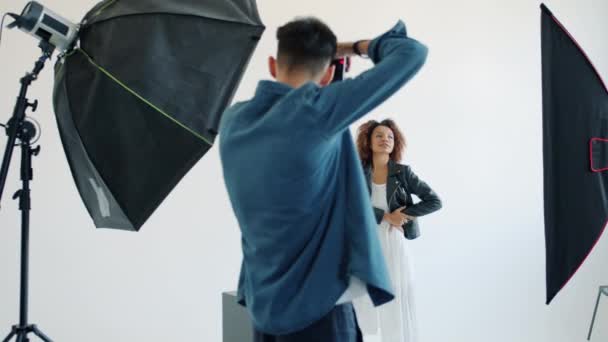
[383,206,408,227]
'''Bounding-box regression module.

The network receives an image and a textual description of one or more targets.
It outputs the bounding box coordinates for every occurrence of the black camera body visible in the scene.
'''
[331,57,351,83]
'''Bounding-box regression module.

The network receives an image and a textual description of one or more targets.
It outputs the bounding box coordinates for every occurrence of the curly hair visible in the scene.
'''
[356,119,406,168]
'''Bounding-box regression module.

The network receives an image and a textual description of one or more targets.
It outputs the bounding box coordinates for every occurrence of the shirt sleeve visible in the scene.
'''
[305,20,428,137]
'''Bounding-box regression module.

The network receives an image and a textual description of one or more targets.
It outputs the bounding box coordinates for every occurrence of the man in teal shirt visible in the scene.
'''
[220,17,427,341]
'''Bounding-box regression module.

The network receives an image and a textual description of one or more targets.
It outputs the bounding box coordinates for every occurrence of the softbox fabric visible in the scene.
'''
[541,4,608,304]
[53,0,264,231]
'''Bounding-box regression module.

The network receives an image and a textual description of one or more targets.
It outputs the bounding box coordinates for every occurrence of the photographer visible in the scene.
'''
[219,17,428,342]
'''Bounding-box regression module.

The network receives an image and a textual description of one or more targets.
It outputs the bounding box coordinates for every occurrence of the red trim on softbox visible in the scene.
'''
[590,138,608,172]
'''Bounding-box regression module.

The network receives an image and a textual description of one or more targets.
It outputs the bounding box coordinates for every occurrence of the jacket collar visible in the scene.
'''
[364,159,401,179]
[255,80,294,97]
[254,80,322,97]
[388,159,401,177]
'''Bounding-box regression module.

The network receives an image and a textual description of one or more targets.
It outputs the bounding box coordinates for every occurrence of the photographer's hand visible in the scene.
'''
[336,40,370,58]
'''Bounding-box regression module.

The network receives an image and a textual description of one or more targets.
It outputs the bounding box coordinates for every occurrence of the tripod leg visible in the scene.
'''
[2,326,17,342]
[588,288,603,340]
[30,326,52,342]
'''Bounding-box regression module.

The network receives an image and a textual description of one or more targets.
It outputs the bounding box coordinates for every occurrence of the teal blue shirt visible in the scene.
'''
[219,20,428,334]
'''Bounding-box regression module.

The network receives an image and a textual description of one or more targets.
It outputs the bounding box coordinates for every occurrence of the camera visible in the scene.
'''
[331,57,351,83]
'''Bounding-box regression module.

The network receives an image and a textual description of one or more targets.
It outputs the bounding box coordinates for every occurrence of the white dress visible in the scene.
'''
[353,182,417,342]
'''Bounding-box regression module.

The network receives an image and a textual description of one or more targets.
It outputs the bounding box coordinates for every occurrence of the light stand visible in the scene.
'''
[0,40,54,342]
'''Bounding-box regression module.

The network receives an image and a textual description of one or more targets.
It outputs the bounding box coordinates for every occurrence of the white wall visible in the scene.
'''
[1,0,607,341]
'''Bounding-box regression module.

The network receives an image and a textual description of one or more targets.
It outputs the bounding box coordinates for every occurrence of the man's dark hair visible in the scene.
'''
[276,17,337,76]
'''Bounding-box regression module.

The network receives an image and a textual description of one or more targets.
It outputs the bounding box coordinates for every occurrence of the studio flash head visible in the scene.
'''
[7,1,78,52]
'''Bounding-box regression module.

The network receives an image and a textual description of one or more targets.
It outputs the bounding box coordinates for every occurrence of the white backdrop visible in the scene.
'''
[1,0,607,341]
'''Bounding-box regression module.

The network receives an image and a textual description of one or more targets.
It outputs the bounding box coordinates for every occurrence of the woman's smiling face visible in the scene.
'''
[371,125,395,155]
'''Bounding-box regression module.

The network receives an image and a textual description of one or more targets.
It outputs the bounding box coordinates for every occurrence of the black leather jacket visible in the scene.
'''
[364,160,442,240]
